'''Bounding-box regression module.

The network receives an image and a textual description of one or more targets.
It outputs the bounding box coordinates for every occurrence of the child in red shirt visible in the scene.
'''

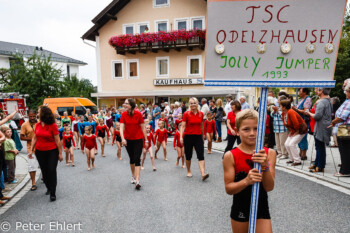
[173,122,185,168]
[82,126,98,171]
[112,122,122,160]
[141,125,156,171]
[204,112,217,154]
[154,120,169,160]
[63,126,75,167]
[175,113,183,131]
[96,118,110,157]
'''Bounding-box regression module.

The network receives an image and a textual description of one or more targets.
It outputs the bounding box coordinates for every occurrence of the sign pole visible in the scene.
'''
[248,87,268,233]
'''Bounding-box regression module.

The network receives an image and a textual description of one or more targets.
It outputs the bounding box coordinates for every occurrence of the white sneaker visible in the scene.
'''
[131,176,136,184]
[135,181,141,190]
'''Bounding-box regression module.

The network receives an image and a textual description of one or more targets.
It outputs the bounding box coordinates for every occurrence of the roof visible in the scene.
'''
[82,0,207,42]
[0,41,87,65]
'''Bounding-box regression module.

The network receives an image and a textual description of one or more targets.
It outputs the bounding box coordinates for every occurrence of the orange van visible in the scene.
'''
[43,97,98,116]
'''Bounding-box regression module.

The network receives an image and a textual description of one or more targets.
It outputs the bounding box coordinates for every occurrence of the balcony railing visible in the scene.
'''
[109,29,206,55]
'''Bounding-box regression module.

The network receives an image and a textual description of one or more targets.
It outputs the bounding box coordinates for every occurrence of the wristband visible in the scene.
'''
[145,141,149,143]
[261,161,270,172]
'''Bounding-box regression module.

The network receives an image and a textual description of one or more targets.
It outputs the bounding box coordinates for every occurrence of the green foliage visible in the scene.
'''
[333,15,350,102]
[0,53,96,109]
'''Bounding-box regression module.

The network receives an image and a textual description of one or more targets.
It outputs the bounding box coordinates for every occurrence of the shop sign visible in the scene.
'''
[154,78,204,86]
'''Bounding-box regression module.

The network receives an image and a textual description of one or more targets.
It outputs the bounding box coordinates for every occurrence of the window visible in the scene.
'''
[112,60,123,79]
[174,18,189,30]
[75,106,86,116]
[155,20,169,32]
[153,0,169,8]
[190,16,205,30]
[187,56,202,77]
[123,24,135,35]
[126,59,139,79]
[57,107,74,116]
[137,22,150,33]
[156,56,169,78]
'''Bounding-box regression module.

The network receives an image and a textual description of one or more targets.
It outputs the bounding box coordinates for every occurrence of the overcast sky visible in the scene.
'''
[0,0,112,85]
[1,0,349,87]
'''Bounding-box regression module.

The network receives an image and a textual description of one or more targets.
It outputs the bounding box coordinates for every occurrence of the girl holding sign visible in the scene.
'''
[223,109,276,233]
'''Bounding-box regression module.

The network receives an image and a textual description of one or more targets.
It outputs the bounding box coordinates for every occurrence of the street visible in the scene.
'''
[1,142,350,233]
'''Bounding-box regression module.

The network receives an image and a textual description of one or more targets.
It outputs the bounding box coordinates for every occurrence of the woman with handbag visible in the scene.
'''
[330,82,350,177]
[281,100,307,166]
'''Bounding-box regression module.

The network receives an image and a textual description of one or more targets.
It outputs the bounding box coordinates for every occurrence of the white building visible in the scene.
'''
[0,41,87,77]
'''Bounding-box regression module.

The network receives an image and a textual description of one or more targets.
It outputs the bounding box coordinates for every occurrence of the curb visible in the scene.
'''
[0,153,41,215]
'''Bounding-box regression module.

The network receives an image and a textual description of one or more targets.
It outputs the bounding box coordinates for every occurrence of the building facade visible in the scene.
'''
[0,41,86,78]
[83,0,241,109]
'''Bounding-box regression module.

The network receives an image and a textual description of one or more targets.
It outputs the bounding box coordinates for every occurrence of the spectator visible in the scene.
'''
[330,80,350,177]
[268,91,278,106]
[292,88,312,160]
[267,96,276,149]
[201,98,209,120]
[240,96,250,110]
[153,103,161,130]
[281,100,307,166]
[20,109,39,191]
[1,126,18,184]
[0,128,8,205]
[330,97,341,147]
[140,104,147,119]
[173,102,182,122]
[164,102,170,116]
[181,101,187,114]
[223,95,233,141]
[306,88,332,173]
[215,99,224,143]
[271,96,289,159]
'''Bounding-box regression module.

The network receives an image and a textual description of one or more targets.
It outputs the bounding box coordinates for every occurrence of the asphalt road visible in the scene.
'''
[1,142,350,233]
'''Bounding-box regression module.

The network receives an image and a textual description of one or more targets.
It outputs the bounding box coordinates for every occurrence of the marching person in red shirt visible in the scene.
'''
[82,126,98,171]
[204,112,217,154]
[120,98,148,190]
[63,126,75,167]
[175,113,182,131]
[112,122,122,160]
[141,125,156,171]
[180,97,209,181]
[154,120,169,161]
[28,106,63,202]
[96,118,110,157]
[173,122,185,168]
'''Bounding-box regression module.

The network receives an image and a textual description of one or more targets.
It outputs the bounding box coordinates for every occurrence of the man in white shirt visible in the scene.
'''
[200,98,209,120]
[240,96,250,110]
[164,102,171,116]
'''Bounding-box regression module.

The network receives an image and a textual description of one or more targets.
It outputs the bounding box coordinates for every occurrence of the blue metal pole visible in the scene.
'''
[248,87,269,233]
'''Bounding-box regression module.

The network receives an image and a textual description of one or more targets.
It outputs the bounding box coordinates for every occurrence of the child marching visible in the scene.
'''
[173,122,185,168]
[62,126,75,166]
[96,118,110,157]
[204,112,217,154]
[72,116,80,149]
[82,126,98,171]
[112,122,122,160]
[141,125,156,171]
[154,120,169,161]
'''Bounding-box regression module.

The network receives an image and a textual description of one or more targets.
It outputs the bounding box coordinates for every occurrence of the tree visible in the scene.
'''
[0,53,63,109]
[332,15,350,101]
[0,53,97,109]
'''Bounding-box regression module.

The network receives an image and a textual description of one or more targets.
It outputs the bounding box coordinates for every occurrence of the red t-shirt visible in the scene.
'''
[227,111,237,136]
[183,111,203,135]
[204,120,217,134]
[120,110,144,140]
[35,122,59,151]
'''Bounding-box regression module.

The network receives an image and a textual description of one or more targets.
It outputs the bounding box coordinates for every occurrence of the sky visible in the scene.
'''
[0,0,112,85]
[0,0,349,87]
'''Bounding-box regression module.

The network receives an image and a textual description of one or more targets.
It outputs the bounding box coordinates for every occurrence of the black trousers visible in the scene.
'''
[224,135,241,153]
[36,148,59,195]
[126,139,143,166]
[337,136,350,174]
[184,135,204,161]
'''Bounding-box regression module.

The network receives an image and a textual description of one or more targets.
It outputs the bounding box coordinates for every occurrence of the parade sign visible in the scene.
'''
[205,0,347,87]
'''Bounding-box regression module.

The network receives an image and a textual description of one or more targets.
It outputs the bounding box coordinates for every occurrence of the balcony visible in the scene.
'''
[109,29,206,55]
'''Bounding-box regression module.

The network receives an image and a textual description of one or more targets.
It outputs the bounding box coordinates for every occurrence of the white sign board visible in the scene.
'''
[205,0,347,87]
[154,78,204,86]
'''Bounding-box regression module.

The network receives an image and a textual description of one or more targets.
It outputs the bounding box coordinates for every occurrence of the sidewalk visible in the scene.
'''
[206,123,350,190]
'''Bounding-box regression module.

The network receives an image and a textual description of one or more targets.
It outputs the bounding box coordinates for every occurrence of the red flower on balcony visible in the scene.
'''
[109,29,206,48]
